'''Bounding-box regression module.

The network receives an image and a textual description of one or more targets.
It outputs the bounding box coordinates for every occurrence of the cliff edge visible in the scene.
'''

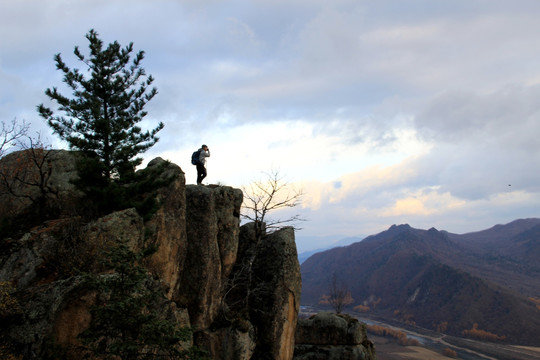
[0,151,302,360]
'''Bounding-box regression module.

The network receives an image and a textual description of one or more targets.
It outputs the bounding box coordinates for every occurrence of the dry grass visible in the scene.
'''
[511,345,540,357]
[371,336,454,360]
[392,346,457,360]
[513,346,540,352]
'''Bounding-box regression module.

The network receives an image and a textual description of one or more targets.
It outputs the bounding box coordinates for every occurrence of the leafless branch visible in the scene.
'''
[0,131,58,215]
[241,168,305,240]
[328,273,354,314]
[0,118,29,158]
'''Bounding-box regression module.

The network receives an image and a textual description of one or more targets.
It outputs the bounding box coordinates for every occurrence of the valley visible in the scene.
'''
[363,315,540,360]
[301,307,540,360]
[300,219,540,352]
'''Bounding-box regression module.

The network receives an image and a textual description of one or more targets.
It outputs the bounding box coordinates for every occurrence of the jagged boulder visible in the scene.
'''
[250,227,302,360]
[294,312,375,360]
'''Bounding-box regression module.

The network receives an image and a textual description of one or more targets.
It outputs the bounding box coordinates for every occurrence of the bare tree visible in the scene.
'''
[221,169,305,319]
[241,168,304,241]
[1,135,58,208]
[319,273,354,314]
[0,118,29,159]
[0,125,59,224]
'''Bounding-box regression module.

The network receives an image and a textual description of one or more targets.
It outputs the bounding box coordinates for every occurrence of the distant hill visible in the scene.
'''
[446,218,540,296]
[300,219,540,345]
[298,248,324,264]
[297,236,364,264]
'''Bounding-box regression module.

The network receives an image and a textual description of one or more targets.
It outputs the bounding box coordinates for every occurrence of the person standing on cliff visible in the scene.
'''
[196,144,210,185]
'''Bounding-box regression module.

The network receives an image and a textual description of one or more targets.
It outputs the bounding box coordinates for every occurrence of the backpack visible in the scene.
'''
[191,150,201,165]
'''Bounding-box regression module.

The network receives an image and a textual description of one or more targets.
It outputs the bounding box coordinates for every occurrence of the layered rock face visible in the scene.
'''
[0,151,302,360]
[294,312,375,360]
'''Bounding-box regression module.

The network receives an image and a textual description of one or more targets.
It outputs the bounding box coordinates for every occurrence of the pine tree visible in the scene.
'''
[38,29,163,181]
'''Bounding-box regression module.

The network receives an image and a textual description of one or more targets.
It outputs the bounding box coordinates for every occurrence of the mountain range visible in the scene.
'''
[297,236,364,264]
[300,218,540,345]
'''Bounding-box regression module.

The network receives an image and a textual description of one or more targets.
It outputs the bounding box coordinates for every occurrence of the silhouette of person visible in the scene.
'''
[196,144,210,185]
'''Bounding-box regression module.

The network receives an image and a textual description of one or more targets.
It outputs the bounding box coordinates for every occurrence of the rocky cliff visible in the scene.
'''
[0,151,302,359]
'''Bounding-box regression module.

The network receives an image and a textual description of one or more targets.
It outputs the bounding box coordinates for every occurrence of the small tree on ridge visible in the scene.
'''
[221,170,304,319]
[38,29,163,182]
[319,273,354,314]
[241,168,304,242]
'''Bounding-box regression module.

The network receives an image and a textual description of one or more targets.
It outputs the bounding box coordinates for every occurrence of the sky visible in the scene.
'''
[1,0,540,252]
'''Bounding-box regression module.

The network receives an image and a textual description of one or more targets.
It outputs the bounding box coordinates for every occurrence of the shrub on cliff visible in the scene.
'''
[0,281,22,360]
[79,240,207,359]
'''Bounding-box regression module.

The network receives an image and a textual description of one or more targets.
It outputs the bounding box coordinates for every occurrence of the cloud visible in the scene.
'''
[415,84,540,144]
[380,190,466,217]
[2,1,540,252]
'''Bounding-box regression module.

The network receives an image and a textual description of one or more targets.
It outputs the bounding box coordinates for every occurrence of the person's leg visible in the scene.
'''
[196,164,202,184]
[199,165,207,184]
[196,164,207,184]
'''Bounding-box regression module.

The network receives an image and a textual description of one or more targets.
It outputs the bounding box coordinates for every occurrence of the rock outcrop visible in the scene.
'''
[180,184,243,330]
[0,151,303,360]
[294,312,375,360]
[250,227,301,360]
[194,221,302,360]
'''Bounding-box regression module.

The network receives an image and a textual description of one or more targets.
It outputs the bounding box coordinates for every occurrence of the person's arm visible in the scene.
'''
[199,148,210,163]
